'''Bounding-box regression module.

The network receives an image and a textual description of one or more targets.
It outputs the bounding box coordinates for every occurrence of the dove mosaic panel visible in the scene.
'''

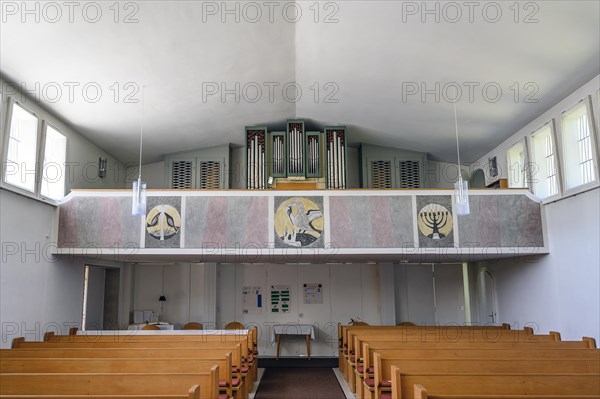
[274,196,324,248]
[144,197,181,248]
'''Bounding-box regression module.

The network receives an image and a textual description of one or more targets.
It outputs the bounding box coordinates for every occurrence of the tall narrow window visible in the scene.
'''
[559,100,597,191]
[41,124,67,201]
[529,123,559,199]
[4,103,39,192]
[506,139,528,188]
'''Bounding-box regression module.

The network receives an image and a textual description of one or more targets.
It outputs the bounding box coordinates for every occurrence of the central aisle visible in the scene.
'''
[254,368,346,399]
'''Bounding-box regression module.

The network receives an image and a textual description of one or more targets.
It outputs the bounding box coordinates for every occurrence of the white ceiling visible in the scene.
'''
[1,1,599,164]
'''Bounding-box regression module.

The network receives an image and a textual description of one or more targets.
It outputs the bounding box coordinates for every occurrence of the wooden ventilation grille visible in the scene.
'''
[398,160,421,188]
[199,161,221,189]
[172,160,194,189]
[370,160,392,188]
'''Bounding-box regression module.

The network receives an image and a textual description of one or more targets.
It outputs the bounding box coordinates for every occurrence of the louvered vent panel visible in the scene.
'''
[370,160,392,188]
[171,161,194,189]
[199,161,221,189]
[398,160,421,188]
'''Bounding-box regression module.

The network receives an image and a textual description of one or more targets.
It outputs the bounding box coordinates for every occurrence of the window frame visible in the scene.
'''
[1,98,67,205]
[556,96,599,196]
[527,120,562,202]
[40,121,68,202]
[1,99,42,197]
[506,138,530,189]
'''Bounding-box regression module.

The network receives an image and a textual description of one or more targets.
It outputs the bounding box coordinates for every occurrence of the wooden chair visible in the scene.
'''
[183,322,203,330]
[225,322,245,330]
[142,324,160,330]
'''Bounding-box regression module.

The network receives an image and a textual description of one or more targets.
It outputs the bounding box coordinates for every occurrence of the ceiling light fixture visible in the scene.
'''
[453,101,470,216]
[132,86,147,216]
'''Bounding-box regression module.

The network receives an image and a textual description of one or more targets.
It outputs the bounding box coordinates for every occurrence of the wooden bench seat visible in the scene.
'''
[412,383,600,399]
[388,368,600,398]
[344,330,561,391]
[0,368,219,399]
[353,339,598,396]
[0,393,199,399]
[6,343,247,399]
[0,356,240,399]
[42,333,257,383]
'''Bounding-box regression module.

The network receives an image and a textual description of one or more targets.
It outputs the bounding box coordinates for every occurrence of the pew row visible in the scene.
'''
[389,366,600,398]
[0,368,219,399]
[7,341,248,399]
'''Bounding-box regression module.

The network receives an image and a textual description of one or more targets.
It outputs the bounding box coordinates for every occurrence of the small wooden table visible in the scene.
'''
[271,324,315,360]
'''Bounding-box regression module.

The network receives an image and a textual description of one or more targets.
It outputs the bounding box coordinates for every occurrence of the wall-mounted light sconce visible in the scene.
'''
[98,157,107,178]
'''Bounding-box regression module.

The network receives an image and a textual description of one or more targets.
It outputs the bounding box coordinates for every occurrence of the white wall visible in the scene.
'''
[472,75,600,341]
[217,263,381,357]
[427,160,471,188]
[85,267,105,330]
[0,80,129,348]
[126,161,167,189]
[487,188,599,340]
[132,263,206,326]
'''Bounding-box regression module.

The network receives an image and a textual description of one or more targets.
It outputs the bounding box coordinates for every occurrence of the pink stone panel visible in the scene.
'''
[58,200,78,247]
[244,196,268,245]
[476,196,502,247]
[370,196,396,248]
[98,197,121,247]
[329,197,354,248]
[203,197,228,245]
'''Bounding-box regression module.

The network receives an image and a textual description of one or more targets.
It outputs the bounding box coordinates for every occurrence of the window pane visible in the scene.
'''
[529,125,559,199]
[560,102,596,190]
[4,103,39,192]
[41,125,67,201]
[506,141,528,188]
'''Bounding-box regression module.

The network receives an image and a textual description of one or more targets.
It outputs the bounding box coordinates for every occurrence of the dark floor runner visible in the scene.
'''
[254,368,346,399]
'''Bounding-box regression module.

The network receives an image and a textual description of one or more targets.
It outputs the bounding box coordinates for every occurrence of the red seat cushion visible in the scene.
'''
[356,366,364,373]
[253,350,259,355]
[365,378,375,387]
[381,380,392,388]
[219,380,228,388]
[381,394,392,399]
[368,366,374,373]
[232,366,240,373]
[241,366,250,373]
[219,394,228,399]
[232,377,240,387]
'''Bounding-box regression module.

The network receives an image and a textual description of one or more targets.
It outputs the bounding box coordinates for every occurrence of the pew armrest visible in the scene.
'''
[413,384,428,399]
[189,384,201,399]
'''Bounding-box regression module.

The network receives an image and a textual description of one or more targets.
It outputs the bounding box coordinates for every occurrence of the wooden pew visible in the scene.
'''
[339,324,513,357]
[338,324,512,374]
[344,329,558,391]
[388,366,600,398]
[45,331,258,385]
[8,341,247,399]
[343,326,540,376]
[0,368,220,399]
[0,355,237,399]
[413,383,598,399]
[354,338,597,396]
